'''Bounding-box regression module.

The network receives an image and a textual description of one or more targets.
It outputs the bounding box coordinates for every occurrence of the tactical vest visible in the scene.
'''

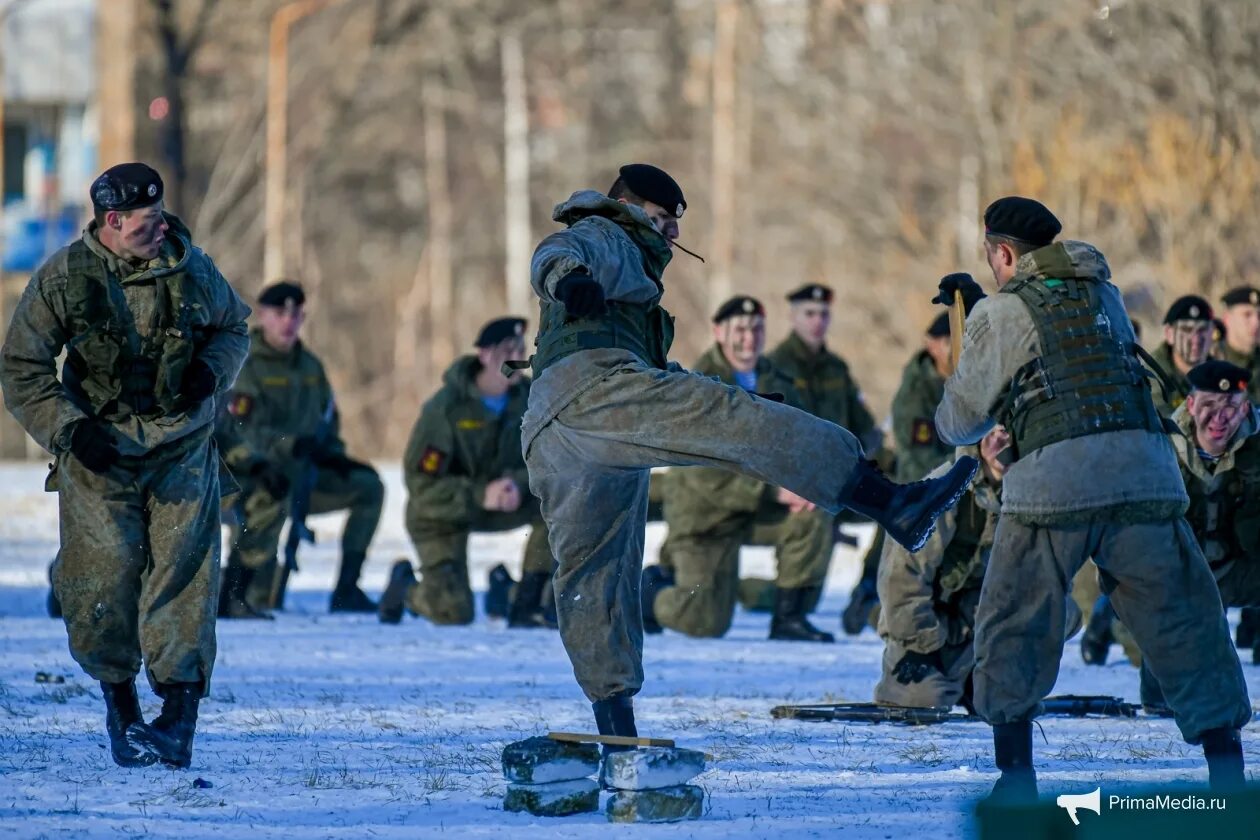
[936,489,988,599]
[996,276,1164,459]
[61,240,199,421]
[1184,444,1260,571]
[530,298,675,379]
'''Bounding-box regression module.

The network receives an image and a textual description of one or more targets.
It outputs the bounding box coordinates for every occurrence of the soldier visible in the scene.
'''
[1218,287,1260,401]
[0,163,251,768]
[937,195,1249,800]
[522,162,977,746]
[379,317,554,628]
[1149,295,1213,416]
[643,295,835,643]
[893,310,957,482]
[217,282,384,616]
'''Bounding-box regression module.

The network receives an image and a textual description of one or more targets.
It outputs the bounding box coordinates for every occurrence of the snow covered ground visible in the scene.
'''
[0,461,1256,838]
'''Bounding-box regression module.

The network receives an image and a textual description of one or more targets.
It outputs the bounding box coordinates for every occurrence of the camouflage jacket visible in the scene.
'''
[215,329,346,473]
[1148,342,1192,418]
[1219,343,1260,404]
[767,332,881,452]
[1,214,250,457]
[890,349,953,481]
[662,345,805,537]
[404,355,532,526]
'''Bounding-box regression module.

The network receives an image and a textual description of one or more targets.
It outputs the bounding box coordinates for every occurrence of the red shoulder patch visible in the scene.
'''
[911,418,936,447]
[418,446,446,475]
[227,394,254,418]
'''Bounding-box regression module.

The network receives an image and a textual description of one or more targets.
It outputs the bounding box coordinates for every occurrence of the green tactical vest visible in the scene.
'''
[996,276,1164,459]
[530,298,675,379]
[935,489,988,599]
[1185,443,1260,572]
[61,240,199,421]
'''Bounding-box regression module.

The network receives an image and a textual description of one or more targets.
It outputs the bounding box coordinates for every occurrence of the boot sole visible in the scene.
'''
[905,459,980,553]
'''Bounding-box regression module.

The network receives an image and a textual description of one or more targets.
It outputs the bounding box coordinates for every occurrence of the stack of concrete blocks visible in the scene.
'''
[602,747,706,823]
[501,737,601,817]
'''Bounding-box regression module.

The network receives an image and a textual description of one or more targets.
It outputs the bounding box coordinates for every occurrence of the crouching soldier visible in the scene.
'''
[643,296,836,643]
[380,317,555,628]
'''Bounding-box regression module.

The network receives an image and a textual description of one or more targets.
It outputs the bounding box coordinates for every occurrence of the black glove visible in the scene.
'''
[180,359,217,406]
[554,270,606,318]
[892,649,942,685]
[931,272,986,314]
[249,460,291,499]
[68,420,120,474]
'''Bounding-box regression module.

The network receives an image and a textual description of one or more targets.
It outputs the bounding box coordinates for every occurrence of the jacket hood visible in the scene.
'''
[1013,239,1111,284]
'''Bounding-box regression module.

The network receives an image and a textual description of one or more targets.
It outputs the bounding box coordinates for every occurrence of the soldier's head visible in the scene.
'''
[90,162,168,263]
[924,312,952,376]
[609,164,685,242]
[978,425,1012,483]
[474,317,529,388]
[712,296,766,373]
[786,284,833,350]
[1185,360,1252,456]
[1221,286,1260,353]
[981,197,1061,287]
[256,282,306,352]
[1162,296,1213,368]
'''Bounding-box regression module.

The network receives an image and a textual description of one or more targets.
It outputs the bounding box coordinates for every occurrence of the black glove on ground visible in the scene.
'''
[249,460,291,499]
[931,272,986,314]
[180,359,217,406]
[892,649,943,685]
[555,270,606,318]
[68,420,120,474]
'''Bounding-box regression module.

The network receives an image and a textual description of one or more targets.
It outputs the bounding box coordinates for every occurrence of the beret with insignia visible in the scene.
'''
[475,317,527,348]
[90,162,164,212]
[1163,295,1212,325]
[713,295,765,324]
[258,281,306,308]
[613,163,686,218]
[1221,286,1260,308]
[786,283,833,304]
[1187,359,1251,394]
[983,196,1062,248]
[1212,318,1227,343]
[926,311,951,338]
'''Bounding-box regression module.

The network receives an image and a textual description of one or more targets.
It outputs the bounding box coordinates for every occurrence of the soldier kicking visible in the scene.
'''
[521,163,977,749]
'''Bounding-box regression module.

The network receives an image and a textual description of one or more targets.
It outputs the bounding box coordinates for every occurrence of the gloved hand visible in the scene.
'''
[180,359,217,406]
[554,270,606,318]
[68,420,120,474]
[249,460,291,499]
[892,649,942,685]
[931,272,986,314]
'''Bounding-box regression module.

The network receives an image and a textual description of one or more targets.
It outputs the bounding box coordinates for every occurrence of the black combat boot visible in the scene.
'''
[101,680,156,767]
[1237,607,1260,650]
[640,565,674,635]
[1079,595,1113,666]
[508,572,557,628]
[837,458,979,553]
[484,563,513,620]
[988,721,1038,803]
[770,587,835,643]
[593,692,638,786]
[841,578,878,636]
[128,682,200,769]
[218,562,273,620]
[378,559,416,625]
[329,551,376,613]
[1201,727,1246,791]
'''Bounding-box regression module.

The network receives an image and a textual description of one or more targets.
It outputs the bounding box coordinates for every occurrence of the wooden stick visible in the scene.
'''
[548,731,676,749]
[948,295,967,372]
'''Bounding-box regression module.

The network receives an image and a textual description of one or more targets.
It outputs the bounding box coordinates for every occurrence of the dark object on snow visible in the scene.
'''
[192,777,213,789]
[35,672,65,684]
[770,694,1138,724]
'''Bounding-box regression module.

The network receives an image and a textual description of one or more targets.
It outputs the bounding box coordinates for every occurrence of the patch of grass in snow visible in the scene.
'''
[1054,740,1098,762]
[896,741,946,766]
[40,683,91,704]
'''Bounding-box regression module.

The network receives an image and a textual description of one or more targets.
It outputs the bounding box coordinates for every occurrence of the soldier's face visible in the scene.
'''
[258,303,305,351]
[715,315,765,371]
[1187,391,1248,453]
[1223,304,1260,348]
[111,203,168,261]
[1165,321,1212,366]
[924,335,952,374]
[635,199,680,242]
[790,302,831,345]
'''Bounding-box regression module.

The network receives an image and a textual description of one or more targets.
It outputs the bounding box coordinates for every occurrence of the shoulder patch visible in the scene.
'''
[418,446,447,475]
[911,418,936,447]
[227,394,254,418]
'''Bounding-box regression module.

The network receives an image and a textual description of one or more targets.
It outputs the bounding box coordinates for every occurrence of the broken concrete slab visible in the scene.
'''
[503,778,601,817]
[502,736,601,784]
[606,784,705,823]
[601,746,706,791]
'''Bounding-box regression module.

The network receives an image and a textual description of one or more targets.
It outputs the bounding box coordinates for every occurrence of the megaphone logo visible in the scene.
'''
[1056,787,1102,825]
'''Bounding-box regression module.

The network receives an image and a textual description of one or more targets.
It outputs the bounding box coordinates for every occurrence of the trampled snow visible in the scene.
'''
[0,462,1255,838]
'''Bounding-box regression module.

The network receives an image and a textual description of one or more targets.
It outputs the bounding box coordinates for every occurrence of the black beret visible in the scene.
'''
[713,295,765,324]
[1221,286,1260,308]
[926,311,951,338]
[258,281,306,308]
[91,162,164,212]
[786,284,833,304]
[1163,295,1212,325]
[475,317,527,348]
[614,163,686,219]
[983,196,1061,247]
[1187,359,1251,394]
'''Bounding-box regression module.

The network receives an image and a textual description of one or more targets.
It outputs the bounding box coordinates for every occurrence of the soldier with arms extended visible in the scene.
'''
[0,163,251,768]
[522,163,977,746]
[936,196,1249,800]
[644,295,835,643]
[217,281,385,616]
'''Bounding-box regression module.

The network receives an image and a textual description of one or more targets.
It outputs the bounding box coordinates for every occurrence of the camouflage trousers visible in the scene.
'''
[974,516,1251,742]
[654,502,833,638]
[51,432,221,694]
[526,365,864,702]
[405,499,553,625]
